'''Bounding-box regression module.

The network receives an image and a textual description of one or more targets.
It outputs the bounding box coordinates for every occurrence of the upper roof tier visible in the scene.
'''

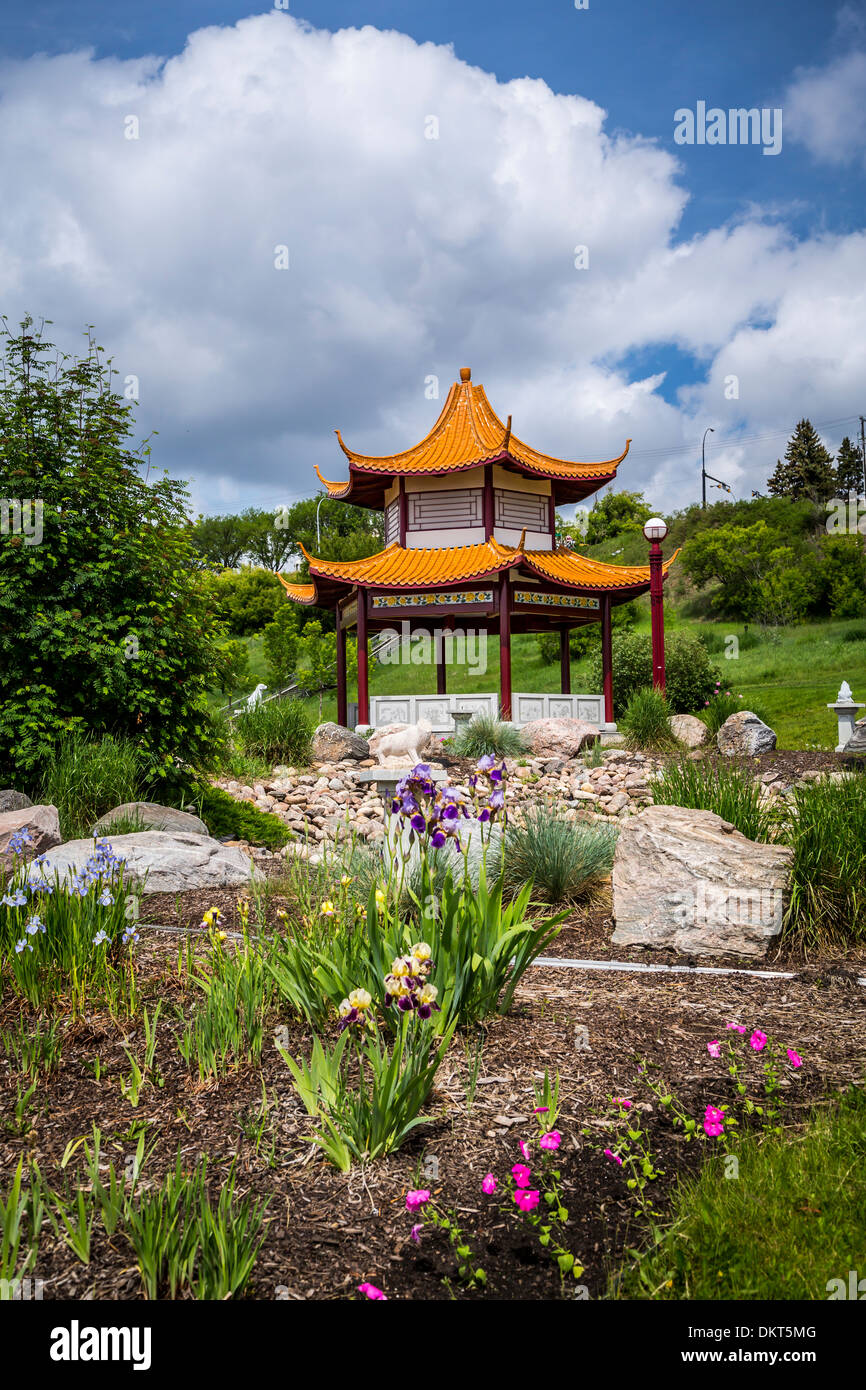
[315,367,631,507]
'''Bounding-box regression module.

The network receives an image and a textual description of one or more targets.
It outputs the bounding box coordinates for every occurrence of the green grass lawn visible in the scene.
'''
[217,614,866,750]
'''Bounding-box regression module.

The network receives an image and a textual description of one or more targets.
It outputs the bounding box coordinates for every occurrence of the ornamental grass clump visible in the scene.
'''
[781,774,866,949]
[452,713,526,759]
[0,833,140,1014]
[619,687,680,753]
[503,804,617,905]
[651,757,777,842]
[37,731,149,841]
[231,696,312,766]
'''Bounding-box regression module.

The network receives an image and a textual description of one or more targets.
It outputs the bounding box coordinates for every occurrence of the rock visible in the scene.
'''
[717,710,777,758]
[611,805,793,958]
[311,722,370,763]
[1,804,62,872]
[92,801,209,837]
[669,714,708,748]
[522,718,600,759]
[24,831,257,896]
[0,790,33,814]
[840,718,866,769]
[604,791,630,815]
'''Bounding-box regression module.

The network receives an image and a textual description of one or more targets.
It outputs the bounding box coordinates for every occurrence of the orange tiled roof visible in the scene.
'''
[316,369,630,495]
[279,540,677,603]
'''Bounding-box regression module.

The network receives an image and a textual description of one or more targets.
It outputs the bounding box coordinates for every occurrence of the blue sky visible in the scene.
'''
[1,1,864,513]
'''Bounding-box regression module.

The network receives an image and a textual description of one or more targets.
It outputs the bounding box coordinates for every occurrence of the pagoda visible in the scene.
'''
[280,368,676,730]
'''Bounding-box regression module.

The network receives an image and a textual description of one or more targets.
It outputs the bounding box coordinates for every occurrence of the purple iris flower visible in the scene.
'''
[477,807,491,822]
[431,829,446,848]
[410,813,427,834]
[477,755,495,771]
[489,788,505,810]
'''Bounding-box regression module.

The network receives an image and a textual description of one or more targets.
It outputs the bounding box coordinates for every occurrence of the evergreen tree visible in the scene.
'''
[835,436,865,498]
[767,419,836,502]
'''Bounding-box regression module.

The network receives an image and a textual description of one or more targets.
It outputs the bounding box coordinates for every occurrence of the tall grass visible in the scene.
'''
[37,732,147,840]
[504,804,618,904]
[230,698,312,767]
[782,775,866,949]
[619,688,680,753]
[452,713,526,759]
[650,758,776,842]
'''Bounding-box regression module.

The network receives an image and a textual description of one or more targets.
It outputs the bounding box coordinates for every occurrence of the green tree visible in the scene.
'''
[282,495,383,568]
[835,436,865,498]
[767,420,836,502]
[212,638,251,698]
[681,520,794,621]
[584,490,652,545]
[0,317,223,785]
[190,512,253,568]
[241,506,298,572]
[263,603,302,687]
[197,566,286,636]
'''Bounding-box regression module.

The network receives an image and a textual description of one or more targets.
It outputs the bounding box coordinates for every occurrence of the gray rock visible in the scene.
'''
[669,714,709,748]
[717,710,777,757]
[25,831,257,896]
[612,804,793,958]
[840,717,866,769]
[312,722,370,762]
[522,718,600,759]
[1,804,62,873]
[92,801,209,837]
[0,790,33,814]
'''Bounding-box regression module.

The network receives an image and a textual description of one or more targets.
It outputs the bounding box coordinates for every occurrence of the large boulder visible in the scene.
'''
[1,804,62,874]
[0,790,33,814]
[717,710,777,757]
[24,831,257,896]
[312,722,370,763]
[92,801,209,837]
[611,804,793,958]
[521,718,600,759]
[840,717,866,770]
[669,714,709,749]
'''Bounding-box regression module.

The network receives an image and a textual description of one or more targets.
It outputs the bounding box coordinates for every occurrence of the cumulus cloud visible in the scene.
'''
[0,11,864,515]
[784,49,866,166]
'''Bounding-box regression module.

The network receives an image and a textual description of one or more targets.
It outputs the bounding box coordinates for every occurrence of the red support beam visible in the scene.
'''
[601,594,614,726]
[356,588,370,726]
[559,627,571,695]
[336,601,347,728]
[499,577,512,720]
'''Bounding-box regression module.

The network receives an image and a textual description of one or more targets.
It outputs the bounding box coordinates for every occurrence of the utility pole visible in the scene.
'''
[701,426,714,508]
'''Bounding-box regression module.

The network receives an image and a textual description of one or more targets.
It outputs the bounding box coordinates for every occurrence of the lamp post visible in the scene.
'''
[701,427,715,509]
[644,517,668,692]
[316,495,326,548]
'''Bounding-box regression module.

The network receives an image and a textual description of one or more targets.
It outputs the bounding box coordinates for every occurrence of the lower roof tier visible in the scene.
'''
[279,537,677,608]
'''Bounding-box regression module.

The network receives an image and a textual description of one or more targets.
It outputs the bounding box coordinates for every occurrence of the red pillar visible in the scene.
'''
[336,602,347,728]
[499,577,512,719]
[559,627,571,694]
[356,588,370,726]
[436,627,447,695]
[649,543,665,693]
[601,594,614,726]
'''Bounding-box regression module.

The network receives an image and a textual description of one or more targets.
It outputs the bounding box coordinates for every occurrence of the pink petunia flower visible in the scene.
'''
[482,1173,497,1195]
[787,1049,803,1068]
[514,1189,540,1212]
[410,1224,423,1243]
[518,1139,531,1160]
[533,1107,549,1115]
[703,1104,725,1138]
[604,1148,623,1166]
[539,1130,562,1151]
[405,1189,431,1211]
[511,1163,532,1188]
[726,1023,746,1033]
[613,1097,632,1109]
[358,1282,387,1300]
[749,1029,768,1052]
[707,1041,722,1058]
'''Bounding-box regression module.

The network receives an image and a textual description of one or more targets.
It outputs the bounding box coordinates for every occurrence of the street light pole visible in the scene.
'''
[644,517,669,692]
[702,427,715,509]
[316,495,325,549]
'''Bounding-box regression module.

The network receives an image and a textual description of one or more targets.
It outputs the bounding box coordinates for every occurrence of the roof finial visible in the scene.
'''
[459,366,471,382]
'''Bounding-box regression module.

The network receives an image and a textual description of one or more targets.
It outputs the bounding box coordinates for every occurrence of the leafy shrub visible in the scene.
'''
[651,759,776,842]
[700,688,773,738]
[504,805,617,904]
[195,784,292,850]
[782,776,866,949]
[452,714,526,758]
[37,732,149,841]
[588,631,719,717]
[841,624,866,643]
[231,697,312,766]
[197,566,286,637]
[619,687,681,753]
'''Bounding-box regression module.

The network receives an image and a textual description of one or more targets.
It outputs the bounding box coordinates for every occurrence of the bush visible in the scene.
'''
[651,758,776,842]
[452,714,526,758]
[619,688,680,753]
[588,631,719,717]
[841,624,866,643]
[504,804,618,904]
[37,732,150,841]
[782,776,866,949]
[700,687,773,738]
[194,784,293,851]
[197,567,287,637]
[231,698,312,766]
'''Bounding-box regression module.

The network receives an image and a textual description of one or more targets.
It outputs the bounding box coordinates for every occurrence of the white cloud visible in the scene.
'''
[0,11,863,516]
[784,49,866,166]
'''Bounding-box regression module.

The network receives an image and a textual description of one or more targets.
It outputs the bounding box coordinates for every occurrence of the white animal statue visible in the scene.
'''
[245,683,268,711]
[370,717,433,767]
